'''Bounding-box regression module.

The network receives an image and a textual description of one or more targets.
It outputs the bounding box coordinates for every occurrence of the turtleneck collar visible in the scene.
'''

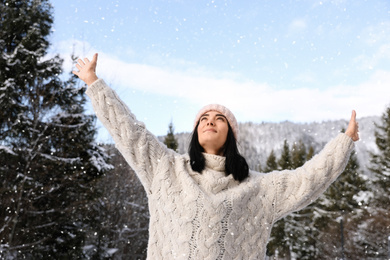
[186,153,237,194]
[203,153,226,172]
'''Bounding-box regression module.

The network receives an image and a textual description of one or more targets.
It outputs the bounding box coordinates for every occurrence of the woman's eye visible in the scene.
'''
[217,117,225,121]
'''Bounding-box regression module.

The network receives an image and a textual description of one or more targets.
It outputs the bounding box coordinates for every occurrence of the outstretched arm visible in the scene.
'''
[271,111,357,221]
[72,53,173,193]
[72,53,99,86]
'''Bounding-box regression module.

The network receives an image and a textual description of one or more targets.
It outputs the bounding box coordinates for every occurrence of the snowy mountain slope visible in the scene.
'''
[165,116,380,174]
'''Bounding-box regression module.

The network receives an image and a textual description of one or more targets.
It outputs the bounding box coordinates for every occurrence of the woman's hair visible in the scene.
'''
[188,123,249,182]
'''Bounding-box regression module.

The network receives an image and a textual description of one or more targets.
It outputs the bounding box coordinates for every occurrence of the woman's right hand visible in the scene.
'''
[72,53,99,86]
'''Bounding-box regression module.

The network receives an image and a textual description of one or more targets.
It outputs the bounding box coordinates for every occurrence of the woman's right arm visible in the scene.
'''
[73,54,172,192]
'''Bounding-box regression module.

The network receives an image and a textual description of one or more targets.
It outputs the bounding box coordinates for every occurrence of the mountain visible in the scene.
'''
[164,116,380,174]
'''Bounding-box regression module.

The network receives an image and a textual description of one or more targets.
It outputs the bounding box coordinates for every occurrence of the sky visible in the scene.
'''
[48,0,390,142]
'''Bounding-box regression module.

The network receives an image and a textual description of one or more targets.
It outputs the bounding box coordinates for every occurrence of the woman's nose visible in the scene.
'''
[207,121,214,126]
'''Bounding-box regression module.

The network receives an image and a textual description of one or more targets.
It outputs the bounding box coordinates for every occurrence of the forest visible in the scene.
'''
[1,0,389,259]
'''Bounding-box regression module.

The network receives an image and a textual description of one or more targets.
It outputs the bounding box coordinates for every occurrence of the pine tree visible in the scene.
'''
[363,105,390,258]
[92,145,149,259]
[291,140,306,169]
[265,149,284,257]
[312,150,368,258]
[0,1,111,258]
[287,206,318,259]
[287,132,369,259]
[264,149,277,173]
[306,145,315,161]
[278,139,292,170]
[267,141,292,258]
[266,218,289,258]
[164,121,178,151]
[285,141,318,259]
[265,140,320,259]
[323,151,366,213]
[370,105,390,207]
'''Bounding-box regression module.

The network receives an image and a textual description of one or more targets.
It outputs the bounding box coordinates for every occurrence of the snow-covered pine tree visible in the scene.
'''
[164,121,179,151]
[287,132,367,259]
[92,145,149,259]
[370,105,390,207]
[265,149,282,258]
[266,140,292,259]
[312,149,367,259]
[361,105,390,258]
[287,140,319,259]
[0,1,111,258]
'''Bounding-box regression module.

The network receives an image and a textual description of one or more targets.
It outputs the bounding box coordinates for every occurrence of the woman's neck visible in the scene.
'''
[203,147,224,156]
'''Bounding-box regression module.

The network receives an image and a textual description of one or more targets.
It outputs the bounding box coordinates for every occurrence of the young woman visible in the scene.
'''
[73,53,359,260]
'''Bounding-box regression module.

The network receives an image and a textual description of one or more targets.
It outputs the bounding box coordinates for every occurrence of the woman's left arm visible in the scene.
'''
[272,111,358,221]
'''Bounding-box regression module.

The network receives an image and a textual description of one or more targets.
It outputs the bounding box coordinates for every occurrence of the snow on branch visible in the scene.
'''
[0,145,17,155]
[6,238,48,250]
[27,209,55,216]
[125,201,147,211]
[37,151,81,164]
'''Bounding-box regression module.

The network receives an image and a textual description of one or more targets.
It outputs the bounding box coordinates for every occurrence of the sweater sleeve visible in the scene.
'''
[271,133,355,222]
[85,79,172,193]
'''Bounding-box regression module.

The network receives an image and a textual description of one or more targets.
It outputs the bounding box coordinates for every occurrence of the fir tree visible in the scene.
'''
[284,141,318,259]
[266,218,289,258]
[265,149,284,257]
[291,140,306,169]
[0,1,111,258]
[306,145,315,161]
[287,207,318,259]
[267,141,292,258]
[314,150,368,259]
[370,105,390,207]
[323,151,366,213]
[264,149,277,173]
[267,140,323,259]
[288,131,368,259]
[278,139,292,170]
[92,145,149,259]
[363,105,390,258]
[287,141,316,259]
[164,121,178,151]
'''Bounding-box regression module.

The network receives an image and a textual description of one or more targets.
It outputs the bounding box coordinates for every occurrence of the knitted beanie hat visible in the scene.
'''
[193,104,239,139]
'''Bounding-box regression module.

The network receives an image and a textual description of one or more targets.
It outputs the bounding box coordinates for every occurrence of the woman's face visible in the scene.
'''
[197,111,229,155]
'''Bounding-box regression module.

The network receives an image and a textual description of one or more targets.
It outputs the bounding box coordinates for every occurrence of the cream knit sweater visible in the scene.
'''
[86,79,355,260]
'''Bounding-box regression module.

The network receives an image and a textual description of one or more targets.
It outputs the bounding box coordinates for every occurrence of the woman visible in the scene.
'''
[73,53,359,260]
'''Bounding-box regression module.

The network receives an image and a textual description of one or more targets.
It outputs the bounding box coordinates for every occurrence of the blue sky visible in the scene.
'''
[48,0,390,142]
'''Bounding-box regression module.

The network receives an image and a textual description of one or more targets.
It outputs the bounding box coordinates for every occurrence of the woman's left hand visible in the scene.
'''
[345,110,359,141]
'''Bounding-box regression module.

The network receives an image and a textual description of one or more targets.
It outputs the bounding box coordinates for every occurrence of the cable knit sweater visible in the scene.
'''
[86,79,355,260]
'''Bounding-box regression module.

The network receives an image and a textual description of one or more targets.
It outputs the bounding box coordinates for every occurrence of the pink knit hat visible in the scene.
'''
[193,104,239,138]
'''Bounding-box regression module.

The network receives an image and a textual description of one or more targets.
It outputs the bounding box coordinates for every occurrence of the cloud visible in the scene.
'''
[360,21,390,46]
[353,22,390,70]
[311,0,348,9]
[99,53,388,123]
[353,43,390,71]
[293,71,317,83]
[288,18,307,34]
[53,39,389,126]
